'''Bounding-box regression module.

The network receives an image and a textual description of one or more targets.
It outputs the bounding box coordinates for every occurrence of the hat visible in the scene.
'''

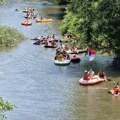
[84,70,87,73]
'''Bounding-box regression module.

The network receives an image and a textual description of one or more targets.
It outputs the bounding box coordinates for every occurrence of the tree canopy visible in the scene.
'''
[61,0,120,65]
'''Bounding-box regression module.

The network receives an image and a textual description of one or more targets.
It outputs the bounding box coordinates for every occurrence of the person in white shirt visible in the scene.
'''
[88,69,95,79]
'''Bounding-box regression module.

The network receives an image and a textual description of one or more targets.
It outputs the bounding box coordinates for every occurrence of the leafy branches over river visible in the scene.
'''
[60,0,120,65]
[0,97,15,120]
[0,25,26,48]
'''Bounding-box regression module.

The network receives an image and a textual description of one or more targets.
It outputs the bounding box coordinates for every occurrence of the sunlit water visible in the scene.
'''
[0,1,120,120]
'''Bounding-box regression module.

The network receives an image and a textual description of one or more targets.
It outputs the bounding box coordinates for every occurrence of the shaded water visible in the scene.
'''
[0,1,120,120]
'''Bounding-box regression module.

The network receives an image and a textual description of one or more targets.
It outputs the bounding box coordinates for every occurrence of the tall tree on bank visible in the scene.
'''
[61,0,120,65]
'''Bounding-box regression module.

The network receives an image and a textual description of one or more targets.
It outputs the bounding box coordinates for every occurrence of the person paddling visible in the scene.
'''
[113,82,120,94]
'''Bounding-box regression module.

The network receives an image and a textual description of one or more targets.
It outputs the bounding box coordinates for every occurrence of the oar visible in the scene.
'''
[107,78,112,81]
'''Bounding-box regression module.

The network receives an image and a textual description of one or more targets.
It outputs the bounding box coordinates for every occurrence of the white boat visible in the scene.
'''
[66,49,75,54]
[54,59,70,65]
[66,48,87,54]
[79,75,105,86]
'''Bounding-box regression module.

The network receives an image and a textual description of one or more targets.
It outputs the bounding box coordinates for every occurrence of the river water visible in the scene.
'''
[0,1,120,120]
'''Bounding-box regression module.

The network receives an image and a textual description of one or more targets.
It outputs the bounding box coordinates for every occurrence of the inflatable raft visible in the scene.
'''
[54,59,70,65]
[108,89,120,96]
[21,21,32,26]
[36,19,53,22]
[79,75,105,86]
[71,58,80,63]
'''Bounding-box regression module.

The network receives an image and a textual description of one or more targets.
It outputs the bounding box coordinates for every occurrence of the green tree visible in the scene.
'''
[61,0,120,65]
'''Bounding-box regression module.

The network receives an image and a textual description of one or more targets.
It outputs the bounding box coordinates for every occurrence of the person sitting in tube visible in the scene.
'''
[113,82,120,94]
[58,54,64,61]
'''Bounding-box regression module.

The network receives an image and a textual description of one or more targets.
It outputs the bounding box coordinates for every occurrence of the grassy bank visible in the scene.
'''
[0,25,26,48]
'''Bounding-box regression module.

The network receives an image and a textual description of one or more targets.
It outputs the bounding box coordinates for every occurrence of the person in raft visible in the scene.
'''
[83,70,90,81]
[88,69,95,79]
[113,82,120,94]
[98,69,106,81]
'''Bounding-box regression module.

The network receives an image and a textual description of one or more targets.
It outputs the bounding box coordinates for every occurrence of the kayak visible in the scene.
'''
[66,49,87,54]
[36,19,53,22]
[79,75,105,86]
[33,41,41,45]
[66,49,77,54]
[77,49,87,53]
[54,59,70,65]
[30,37,41,41]
[44,45,57,48]
[21,22,32,26]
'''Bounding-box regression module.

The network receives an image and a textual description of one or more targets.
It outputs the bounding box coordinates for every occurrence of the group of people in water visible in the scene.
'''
[83,69,106,81]
[83,69,120,95]
[55,49,70,61]
[33,34,58,46]
[23,7,38,19]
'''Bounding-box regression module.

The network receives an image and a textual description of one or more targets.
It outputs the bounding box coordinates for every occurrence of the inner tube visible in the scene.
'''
[71,58,80,63]
[108,89,120,96]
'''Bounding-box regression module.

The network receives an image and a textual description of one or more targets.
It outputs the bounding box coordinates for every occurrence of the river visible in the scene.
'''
[0,1,120,120]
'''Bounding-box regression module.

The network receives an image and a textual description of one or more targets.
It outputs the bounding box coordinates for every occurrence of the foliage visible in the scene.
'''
[0,0,4,4]
[0,97,15,120]
[61,0,120,65]
[0,97,15,112]
[0,25,26,48]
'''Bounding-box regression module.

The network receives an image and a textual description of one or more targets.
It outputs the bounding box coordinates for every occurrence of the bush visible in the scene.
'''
[0,25,26,47]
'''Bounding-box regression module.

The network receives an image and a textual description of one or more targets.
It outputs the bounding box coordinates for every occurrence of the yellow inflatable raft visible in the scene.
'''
[36,18,53,23]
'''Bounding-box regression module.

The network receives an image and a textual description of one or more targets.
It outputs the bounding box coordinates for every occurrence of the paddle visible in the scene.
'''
[107,78,112,81]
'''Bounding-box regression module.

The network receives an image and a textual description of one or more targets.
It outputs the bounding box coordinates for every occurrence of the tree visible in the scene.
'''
[61,0,120,65]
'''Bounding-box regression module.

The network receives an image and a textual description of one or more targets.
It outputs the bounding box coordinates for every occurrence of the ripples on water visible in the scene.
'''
[0,1,120,120]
